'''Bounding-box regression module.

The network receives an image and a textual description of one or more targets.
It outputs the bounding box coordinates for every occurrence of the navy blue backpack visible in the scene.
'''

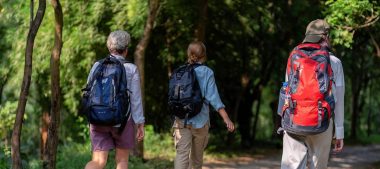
[80,56,131,130]
[168,64,203,122]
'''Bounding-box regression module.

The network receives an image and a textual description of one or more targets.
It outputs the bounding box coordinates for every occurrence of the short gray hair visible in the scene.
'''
[107,30,131,54]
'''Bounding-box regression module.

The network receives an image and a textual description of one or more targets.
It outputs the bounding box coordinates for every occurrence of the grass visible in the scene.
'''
[52,124,175,169]
[345,134,380,146]
[0,125,175,169]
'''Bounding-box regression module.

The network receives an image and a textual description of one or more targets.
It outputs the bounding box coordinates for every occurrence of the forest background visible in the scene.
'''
[0,0,380,168]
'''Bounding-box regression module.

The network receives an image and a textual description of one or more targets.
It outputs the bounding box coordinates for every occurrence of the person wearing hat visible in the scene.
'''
[280,19,345,169]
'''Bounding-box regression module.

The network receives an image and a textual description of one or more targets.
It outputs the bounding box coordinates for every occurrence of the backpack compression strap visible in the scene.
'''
[108,55,133,134]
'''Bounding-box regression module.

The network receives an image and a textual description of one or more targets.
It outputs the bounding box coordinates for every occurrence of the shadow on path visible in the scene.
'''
[203,144,380,169]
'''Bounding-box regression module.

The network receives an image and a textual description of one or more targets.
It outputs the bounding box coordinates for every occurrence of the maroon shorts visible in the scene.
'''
[89,119,135,151]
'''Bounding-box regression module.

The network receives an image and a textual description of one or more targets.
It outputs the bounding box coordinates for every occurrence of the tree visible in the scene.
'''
[42,0,63,168]
[133,0,161,158]
[11,0,46,168]
[324,0,379,139]
[194,0,207,41]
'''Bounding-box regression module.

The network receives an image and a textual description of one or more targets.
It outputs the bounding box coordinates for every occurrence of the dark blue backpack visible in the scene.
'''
[80,56,131,129]
[168,64,203,121]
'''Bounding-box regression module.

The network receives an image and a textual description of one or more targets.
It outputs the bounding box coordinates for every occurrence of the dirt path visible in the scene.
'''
[203,144,380,169]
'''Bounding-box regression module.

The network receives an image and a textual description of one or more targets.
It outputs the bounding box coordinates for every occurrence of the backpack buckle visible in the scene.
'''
[289,100,296,110]
[318,100,322,108]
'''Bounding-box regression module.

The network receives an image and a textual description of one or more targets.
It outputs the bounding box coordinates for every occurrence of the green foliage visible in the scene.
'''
[324,0,379,48]
[0,0,151,166]
[4,126,174,169]
[0,0,380,167]
[0,143,11,168]
[155,0,198,64]
[144,125,175,159]
[0,101,17,139]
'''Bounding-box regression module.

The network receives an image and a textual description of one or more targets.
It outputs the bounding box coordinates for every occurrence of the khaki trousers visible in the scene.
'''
[281,119,333,169]
[173,124,209,169]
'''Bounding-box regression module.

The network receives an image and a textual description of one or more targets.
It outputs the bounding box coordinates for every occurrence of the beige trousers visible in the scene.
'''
[281,119,333,169]
[173,124,209,169]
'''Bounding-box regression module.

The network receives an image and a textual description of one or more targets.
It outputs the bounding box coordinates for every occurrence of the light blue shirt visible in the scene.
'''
[185,65,225,128]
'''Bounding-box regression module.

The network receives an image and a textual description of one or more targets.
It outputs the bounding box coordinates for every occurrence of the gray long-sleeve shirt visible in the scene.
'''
[330,53,345,139]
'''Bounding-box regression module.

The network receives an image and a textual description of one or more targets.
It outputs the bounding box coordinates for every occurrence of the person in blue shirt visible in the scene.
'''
[173,41,235,169]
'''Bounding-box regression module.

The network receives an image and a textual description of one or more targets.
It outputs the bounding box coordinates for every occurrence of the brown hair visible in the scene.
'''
[187,41,206,64]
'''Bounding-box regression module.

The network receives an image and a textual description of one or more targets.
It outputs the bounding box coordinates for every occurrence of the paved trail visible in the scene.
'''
[203,144,380,169]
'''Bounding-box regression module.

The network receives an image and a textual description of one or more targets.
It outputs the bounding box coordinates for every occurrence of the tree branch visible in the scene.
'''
[341,15,379,31]
[369,32,380,57]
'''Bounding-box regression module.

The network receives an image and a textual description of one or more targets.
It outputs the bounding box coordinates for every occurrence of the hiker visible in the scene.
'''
[169,41,235,169]
[84,30,145,169]
[279,19,345,169]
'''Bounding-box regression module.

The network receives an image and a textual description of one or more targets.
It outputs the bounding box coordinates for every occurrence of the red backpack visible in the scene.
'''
[280,43,335,135]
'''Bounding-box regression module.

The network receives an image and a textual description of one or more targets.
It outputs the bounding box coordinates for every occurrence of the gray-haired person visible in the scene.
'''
[85,30,145,169]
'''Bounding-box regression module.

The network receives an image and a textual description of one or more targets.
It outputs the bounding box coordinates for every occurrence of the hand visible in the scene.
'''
[217,108,235,132]
[136,123,145,142]
[333,139,344,152]
[224,118,235,132]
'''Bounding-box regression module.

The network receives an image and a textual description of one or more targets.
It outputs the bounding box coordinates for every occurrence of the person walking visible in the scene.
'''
[84,30,145,169]
[170,41,235,169]
[280,19,345,169]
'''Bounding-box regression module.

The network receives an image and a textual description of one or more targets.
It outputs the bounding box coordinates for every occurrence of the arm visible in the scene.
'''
[130,66,145,141]
[333,59,345,152]
[204,70,234,132]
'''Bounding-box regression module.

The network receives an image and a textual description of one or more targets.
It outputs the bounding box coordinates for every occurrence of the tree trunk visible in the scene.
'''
[0,71,10,103]
[42,0,63,168]
[367,79,372,136]
[194,0,207,42]
[237,79,254,148]
[133,0,160,158]
[36,74,50,160]
[270,98,282,139]
[351,78,360,139]
[40,111,49,159]
[252,88,262,141]
[234,38,253,147]
[11,0,46,168]
[349,43,370,139]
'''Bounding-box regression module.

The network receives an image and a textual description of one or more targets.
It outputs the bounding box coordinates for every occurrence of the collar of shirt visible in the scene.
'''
[110,54,125,60]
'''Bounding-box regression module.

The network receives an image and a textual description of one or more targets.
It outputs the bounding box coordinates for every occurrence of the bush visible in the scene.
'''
[0,125,176,169]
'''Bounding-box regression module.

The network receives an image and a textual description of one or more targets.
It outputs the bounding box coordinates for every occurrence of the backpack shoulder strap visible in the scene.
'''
[296,43,321,50]
[84,58,107,91]
[109,55,129,91]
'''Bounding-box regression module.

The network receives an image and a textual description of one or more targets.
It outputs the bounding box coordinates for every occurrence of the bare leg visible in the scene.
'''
[115,148,130,169]
[85,150,109,169]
